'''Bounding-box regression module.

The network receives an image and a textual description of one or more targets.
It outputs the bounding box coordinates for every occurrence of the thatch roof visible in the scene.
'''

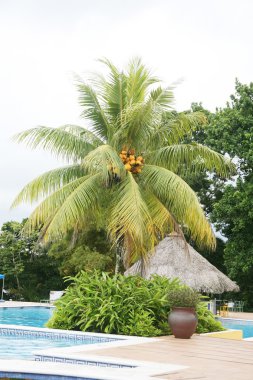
[125,235,239,293]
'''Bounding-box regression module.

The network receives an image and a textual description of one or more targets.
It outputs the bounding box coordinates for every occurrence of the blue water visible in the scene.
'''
[0,334,97,360]
[220,319,253,338]
[0,307,53,327]
[0,307,114,360]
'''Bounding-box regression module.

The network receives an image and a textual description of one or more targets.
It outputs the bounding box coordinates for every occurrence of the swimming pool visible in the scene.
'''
[0,326,121,360]
[0,331,108,360]
[0,307,123,360]
[0,307,53,327]
[220,318,253,338]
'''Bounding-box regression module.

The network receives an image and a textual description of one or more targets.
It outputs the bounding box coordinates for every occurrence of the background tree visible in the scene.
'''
[0,220,63,300]
[0,221,25,292]
[48,228,114,276]
[12,58,234,269]
[0,220,114,300]
[188,82,253,308]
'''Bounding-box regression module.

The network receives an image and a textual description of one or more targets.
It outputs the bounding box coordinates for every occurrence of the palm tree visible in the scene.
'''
[12,58,235,268]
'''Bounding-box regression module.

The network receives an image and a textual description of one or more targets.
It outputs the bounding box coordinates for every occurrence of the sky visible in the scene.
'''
[0,0,253,227]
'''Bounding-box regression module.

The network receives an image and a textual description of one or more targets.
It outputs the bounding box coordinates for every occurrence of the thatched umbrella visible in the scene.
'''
[125,235,239,293]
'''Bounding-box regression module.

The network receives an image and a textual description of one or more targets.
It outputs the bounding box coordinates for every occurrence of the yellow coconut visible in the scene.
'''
[124,163,131,171]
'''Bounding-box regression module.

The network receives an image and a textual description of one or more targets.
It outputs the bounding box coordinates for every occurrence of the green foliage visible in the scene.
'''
[189,82,253,309]
[47,272,177,335]
[204,80,253,173]
[48,228,114,276]
[0,221,26,290]
[212,178,253,306]
[168,287,200,308]
[196,302,225,333]
[47,272,223,337]
[205,82,253,308]
[0,220,64,300]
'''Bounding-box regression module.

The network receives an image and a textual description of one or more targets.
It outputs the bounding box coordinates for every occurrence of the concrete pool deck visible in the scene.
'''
[0,301,51,307]
[1,302,253,379]
[226,311,253,320]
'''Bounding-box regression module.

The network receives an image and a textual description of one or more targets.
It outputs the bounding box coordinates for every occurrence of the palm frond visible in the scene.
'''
[13,126,96,161]
[142,165,216,250]
[142,191,183,238]
[149,112,207,149]
[59,125,103,147]
[149,86,174,110]
[126,57,159,104]
[12,164,85,207]
[96,58,127,122]
[150,143,236,177]
[83,144,125,184]
[77,81,111,140]
[112,85,176,150]
[25,174,101,239]
[44,173,101,240]
[109,171,154,266]
[23,175,92,232]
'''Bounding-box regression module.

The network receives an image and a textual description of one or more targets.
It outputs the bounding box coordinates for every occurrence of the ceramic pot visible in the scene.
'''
[168,307,197,339]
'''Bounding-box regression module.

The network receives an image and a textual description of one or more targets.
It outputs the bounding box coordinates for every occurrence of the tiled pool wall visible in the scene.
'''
[0,326,119,344]
[0,372,99,380]
[35,355,135,368]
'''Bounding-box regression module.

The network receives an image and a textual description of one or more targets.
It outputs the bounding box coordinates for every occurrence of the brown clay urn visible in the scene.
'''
[168,307,198,339]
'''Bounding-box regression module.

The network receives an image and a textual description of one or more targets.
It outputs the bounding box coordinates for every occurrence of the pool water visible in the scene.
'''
[220,319,253,338]
[0,334,94,360]
[0,307,53,327]
[0,307,120,360]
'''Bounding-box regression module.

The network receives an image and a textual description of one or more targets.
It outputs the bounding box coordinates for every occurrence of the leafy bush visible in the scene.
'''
[168,287,200,308]
[196,302,225,333]
[47,271,181,335]
[47,271,224,337]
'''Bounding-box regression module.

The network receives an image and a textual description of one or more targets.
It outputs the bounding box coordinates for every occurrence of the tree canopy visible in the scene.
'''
[190,81,253,307]
[12,58,234,267]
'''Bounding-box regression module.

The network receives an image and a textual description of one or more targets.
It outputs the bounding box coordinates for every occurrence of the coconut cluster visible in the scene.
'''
[119,149,144,174]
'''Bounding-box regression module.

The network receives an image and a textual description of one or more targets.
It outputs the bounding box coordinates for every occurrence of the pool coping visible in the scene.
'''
[0,358,187,380]
[218,317,253,322]
[218,317,253,341]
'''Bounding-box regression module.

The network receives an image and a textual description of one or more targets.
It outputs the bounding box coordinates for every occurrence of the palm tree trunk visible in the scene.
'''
[12,253,21,291]
[140,257,145,277]
[115,246,121,274]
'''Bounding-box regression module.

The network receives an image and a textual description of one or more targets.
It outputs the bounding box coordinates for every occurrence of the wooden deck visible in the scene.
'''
[88,334,253,379]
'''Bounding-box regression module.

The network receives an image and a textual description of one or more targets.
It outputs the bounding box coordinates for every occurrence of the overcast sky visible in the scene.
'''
[0,0,252,227]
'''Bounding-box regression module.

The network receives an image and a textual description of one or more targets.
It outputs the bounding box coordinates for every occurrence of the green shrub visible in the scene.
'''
[47,271,224,337]
[47,271,181,335]
[168,287,200,308]
[196,302,225,333]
